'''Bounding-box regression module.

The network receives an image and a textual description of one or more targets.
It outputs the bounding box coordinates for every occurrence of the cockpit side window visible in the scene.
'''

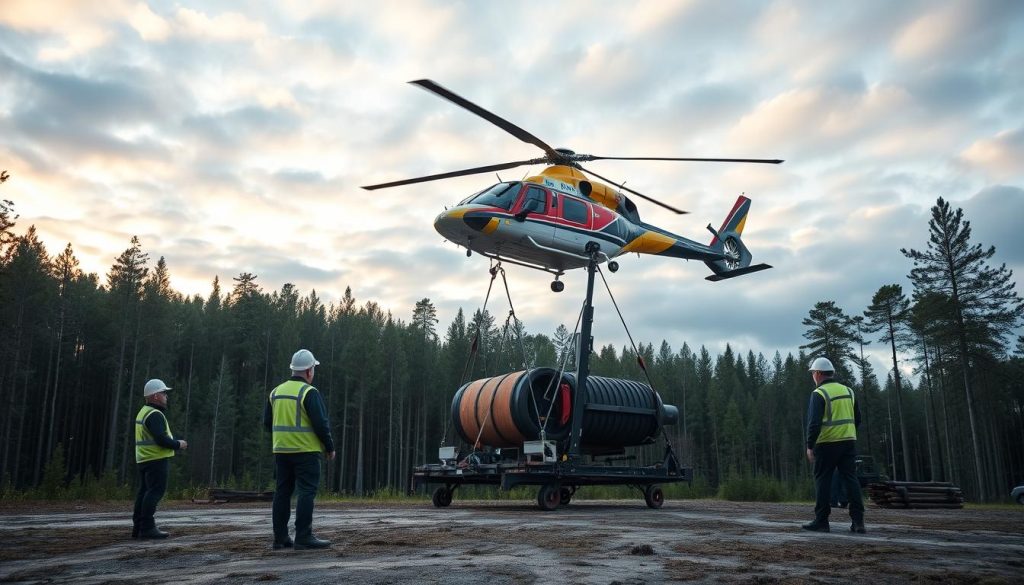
[466,182,522,210]
[521,186,548,215]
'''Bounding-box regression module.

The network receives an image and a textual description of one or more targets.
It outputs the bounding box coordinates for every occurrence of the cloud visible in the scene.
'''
[959,185,1024,266]
[727,83,915,160]
[129,3,172,42]
[959,128,1024,181]
[892,0,1023,66]
[2,1,1023,380]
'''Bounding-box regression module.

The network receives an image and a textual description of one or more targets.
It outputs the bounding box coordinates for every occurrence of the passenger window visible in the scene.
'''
[562,197,588,224]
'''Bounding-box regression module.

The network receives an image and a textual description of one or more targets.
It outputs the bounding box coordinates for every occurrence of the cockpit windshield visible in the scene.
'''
[458,182,522,210]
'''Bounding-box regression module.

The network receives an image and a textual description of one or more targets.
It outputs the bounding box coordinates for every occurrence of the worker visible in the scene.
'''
[133,378,188,539]
[802,357,866,534]
[264,349,336,550]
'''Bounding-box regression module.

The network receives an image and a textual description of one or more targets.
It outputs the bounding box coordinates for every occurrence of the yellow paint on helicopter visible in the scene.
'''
[446,208,468,219]
[482,218,500,234]
[620,230,675,254]
[735,214,747,235]
[524,166,622,212]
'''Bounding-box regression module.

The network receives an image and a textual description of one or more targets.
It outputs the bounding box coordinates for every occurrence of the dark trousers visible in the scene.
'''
[830,468,848,506]
[272,452,322,541]
[133,458,170,531]
[812,440,864,525]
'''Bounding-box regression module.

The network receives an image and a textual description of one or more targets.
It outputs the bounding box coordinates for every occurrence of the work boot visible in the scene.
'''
[273,537,294,550]
[294,535,331,549]
[131,525,140,539]
[850,522,866,534]
[801,521,830,533]
[139,527,169,539]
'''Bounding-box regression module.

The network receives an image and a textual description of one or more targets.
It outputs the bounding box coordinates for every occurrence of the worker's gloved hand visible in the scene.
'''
[326,450,336,461]
[806,448,814,463]
[178,440,189,450]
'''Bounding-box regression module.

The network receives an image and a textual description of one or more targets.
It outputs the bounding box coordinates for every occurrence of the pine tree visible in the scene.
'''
[800,301,856,377]
[863,284,913,480]
[103,236,149,475]
[901,197,1024,500]
[0,170,16,255]
[411,298,439,344]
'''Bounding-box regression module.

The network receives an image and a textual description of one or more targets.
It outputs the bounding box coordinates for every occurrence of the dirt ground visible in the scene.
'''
[0,498,1022,584]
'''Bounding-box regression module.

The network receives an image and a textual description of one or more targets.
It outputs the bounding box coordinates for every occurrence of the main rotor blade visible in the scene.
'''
[578,165,688,215]
[361,158,543,190]
[585,156,784,164]
[410,79,561,160]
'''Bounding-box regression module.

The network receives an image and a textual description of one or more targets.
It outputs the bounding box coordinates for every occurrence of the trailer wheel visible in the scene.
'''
[432,486,453,508]
[644,485,664,509]
[559,487,573,506]
[537,483,560,511]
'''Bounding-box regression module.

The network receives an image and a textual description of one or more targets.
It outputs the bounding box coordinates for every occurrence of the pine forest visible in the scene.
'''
[2,176,1023,503]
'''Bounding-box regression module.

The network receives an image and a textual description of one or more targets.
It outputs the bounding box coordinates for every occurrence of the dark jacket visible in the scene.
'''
[144,403,183,450]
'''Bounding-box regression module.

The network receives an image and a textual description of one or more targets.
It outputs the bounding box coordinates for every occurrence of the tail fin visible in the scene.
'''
[704,195,772,281]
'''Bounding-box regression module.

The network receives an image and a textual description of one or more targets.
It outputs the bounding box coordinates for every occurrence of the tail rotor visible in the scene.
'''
[704,196,771,281]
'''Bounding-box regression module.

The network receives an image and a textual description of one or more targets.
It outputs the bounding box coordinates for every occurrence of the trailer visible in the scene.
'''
[414,444,691,510]
[412,242,693,510]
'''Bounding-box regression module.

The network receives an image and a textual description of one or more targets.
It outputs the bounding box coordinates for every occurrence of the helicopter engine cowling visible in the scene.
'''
[450,368,677,452]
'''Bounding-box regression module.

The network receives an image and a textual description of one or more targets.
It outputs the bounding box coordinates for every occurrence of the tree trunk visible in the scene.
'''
[887,317,912,481]
[355,381,365,496]
[184,343,195,484]
[387,359,394,489]
[12,341,34,487]
[119,313,144,482]
[33,326,57,485]
[45,306,66,479]
[886,390,898,480]
[258,330,270,488]
[104,309,130,474]
[936,347,955,484]
[209,353,226,486]
[339,378,348,493]
[921,340,945,481]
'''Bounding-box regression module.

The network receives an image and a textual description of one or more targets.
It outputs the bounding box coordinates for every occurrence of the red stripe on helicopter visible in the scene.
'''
[710,196,749,245]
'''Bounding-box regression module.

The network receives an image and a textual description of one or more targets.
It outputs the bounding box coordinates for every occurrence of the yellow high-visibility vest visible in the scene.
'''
[814,382,857,444]
[135,405,175,463]
[270,380,323,454]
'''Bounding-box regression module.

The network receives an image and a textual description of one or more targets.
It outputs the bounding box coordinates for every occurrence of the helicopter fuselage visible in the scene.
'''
[433,168,727,276]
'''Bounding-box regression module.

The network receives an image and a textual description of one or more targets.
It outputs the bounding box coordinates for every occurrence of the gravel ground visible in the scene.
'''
[1,499,1022,584]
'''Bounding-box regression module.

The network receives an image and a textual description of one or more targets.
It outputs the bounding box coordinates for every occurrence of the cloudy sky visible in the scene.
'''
[2,0,1022,379]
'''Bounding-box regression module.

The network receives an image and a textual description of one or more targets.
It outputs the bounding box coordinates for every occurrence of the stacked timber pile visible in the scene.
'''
[194,488,274,504]
[867,481,964,509]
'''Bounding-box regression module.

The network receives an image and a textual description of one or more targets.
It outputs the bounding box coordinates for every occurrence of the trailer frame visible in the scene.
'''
[412,241,694,510]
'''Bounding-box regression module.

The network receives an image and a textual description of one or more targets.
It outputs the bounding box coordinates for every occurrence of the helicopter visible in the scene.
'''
[363,80,782,292]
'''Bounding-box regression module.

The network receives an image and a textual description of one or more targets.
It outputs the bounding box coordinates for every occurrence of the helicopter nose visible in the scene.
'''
[433,208,468,240]
[434,208,496,239]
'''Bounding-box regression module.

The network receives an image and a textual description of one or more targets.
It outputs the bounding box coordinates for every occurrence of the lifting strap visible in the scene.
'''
[597,266,674,450]
[440,262,500,448]
[440,261,534,454]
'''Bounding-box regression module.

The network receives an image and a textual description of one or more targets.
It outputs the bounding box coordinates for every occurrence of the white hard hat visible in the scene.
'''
[809,357,835,372]
[143,379,172,397]
[290,349,320,370]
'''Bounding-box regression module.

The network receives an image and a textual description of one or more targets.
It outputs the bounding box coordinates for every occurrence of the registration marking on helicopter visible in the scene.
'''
[542,178,579,196]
